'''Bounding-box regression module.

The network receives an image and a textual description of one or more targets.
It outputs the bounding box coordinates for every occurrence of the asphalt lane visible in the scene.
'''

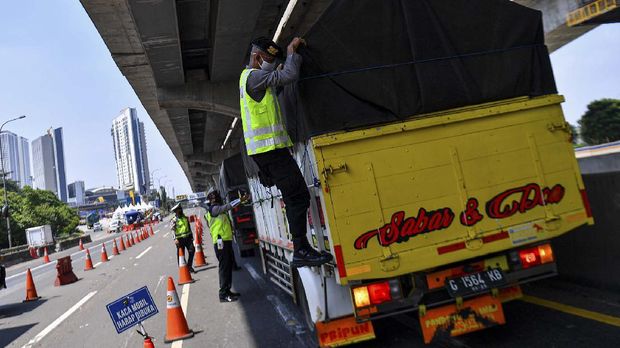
[0,209,314,348]
[2,208,620,347]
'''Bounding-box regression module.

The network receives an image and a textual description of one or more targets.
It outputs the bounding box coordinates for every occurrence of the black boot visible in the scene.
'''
[291,246,333,267]
[227,290,241,297]
[220,295,238,303]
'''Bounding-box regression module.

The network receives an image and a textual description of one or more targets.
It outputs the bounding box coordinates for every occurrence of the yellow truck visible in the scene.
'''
[250,94,593,346]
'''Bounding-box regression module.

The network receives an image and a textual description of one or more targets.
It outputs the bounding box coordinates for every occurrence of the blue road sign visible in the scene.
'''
[106,286,159,334]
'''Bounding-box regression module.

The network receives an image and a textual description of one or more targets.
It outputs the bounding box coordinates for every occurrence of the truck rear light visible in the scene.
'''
[237,216,252,223]
[519,243,554,269]
[352,280,398,308]
[580,189,592,218]
[367,282,391,305]
[538,244,554,264]
[353,286,370,308]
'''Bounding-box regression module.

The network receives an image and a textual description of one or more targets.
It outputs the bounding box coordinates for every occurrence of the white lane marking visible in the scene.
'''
[93,262,102,268]
[267,294,296,326]
[70,250,85,258]
[154,275,166,295]
[163,232,170,238]
[6,261,54,280]
[245,263,267,288]
[6,240,103,280]
[171,284,191,348]
[22,290,98,348]
[136,246,152,259]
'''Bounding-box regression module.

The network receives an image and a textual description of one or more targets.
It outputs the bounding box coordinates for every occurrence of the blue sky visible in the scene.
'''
[0,2,619,196]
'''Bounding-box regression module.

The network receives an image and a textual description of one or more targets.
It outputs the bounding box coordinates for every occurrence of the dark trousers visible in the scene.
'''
[176,236,195,268]
[252,149,310,252]
[214,241,234,298]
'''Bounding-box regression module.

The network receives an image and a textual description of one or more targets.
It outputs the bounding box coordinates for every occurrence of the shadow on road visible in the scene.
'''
[194,265,217,273]
[0,323,38,347]
[0,298,50,319]
[228,247,317,348]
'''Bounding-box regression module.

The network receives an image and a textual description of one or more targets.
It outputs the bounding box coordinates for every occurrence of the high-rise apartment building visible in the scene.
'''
[31,127,68,201]
[111,108,150,194]
[68,180,85,206]
[0,131,32,188]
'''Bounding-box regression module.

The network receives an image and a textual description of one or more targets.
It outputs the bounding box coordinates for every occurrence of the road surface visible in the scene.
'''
[1,208,620,347]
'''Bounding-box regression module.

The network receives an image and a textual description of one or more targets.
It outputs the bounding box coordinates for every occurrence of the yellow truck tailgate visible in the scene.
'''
[313,95,593,284]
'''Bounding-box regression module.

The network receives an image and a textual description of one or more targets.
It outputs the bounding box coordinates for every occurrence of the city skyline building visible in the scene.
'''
[68,180,85,206]
[31,127,68,201]
[111,108,150,194]
[0,130,32,188]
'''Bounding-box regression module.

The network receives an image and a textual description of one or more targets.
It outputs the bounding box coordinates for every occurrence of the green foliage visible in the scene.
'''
[578,99,620,145]
[568,123,579,145]
[0,186,79,248]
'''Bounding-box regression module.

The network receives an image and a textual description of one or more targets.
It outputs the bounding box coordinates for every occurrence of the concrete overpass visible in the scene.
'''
[81,0,617,192]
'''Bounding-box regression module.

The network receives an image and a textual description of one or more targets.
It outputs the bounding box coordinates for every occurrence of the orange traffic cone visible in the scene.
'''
[112,239,120,256]
[84,249,95,270]
[43,247,50,263]
[23,268,40,302]
[125,234,131,248]
[164,277,194,342]
[101,243,109,262]
[133,233,139,245]
[79,238,84,251]
[193,241,208,268]
[177,248,195,285]
[119,236,126,251]
[149,225,154,236]
[143,337,155,348]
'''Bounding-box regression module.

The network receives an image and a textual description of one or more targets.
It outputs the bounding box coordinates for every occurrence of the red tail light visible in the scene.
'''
[367,282,391,305]
[580,189,592,218]
[236,216,252,223]
[519,244,554,269]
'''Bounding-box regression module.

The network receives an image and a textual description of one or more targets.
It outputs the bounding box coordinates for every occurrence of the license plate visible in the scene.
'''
[445,268,506,297]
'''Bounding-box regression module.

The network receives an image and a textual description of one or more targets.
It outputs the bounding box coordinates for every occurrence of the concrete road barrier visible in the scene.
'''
[553,172,620,292]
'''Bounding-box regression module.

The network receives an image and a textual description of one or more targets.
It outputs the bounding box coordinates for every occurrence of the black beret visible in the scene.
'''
[251,37,284,59]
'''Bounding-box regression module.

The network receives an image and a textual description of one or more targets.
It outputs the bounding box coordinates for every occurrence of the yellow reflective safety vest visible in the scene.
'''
[205,210,233,243]
[239,68,293,155]
[174,216,192,239]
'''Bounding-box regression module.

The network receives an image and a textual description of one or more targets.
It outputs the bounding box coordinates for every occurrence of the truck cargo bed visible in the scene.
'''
[313,95,592,284]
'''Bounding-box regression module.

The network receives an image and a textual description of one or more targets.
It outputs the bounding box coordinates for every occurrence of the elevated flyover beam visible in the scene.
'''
[157,81,239,118]
[185,148,239,166]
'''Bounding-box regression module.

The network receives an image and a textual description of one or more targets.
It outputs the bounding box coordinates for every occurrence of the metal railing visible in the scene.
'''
[567,0,619,27]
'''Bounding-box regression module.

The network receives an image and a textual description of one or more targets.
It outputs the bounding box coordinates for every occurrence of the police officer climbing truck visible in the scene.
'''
[171,204,195,274]
[240,36,331,268]
[205,189,245,302]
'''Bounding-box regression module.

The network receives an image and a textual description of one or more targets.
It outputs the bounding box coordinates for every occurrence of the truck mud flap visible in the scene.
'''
[316,316,375,347]
[420,295,505,344]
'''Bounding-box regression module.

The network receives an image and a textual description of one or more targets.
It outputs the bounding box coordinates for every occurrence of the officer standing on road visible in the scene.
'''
[239,36,332,267]
[205,189,245,302]
[171,203,196,273]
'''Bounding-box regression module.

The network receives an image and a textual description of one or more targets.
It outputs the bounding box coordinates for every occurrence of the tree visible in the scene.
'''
[160,186,169,213]
[0,186,79,248]
[568,123,579,145]
[578,98,620,145]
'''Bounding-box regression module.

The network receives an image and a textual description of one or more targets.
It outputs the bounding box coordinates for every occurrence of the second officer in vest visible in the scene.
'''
[239,36,332,268]
[205,189,245,302]
[171,203,196,273]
